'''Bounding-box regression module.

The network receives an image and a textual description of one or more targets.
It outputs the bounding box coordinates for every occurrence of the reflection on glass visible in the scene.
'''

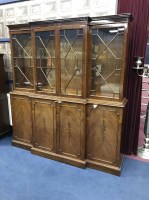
[60,29,83,96]
[35,31,56,93]
[90,26,125,99]
[12,33,33,89]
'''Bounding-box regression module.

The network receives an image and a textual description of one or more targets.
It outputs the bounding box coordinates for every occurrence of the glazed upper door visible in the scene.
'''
[34,25,85,96]
[34,29,56,93]
[89,23,128,100]
[11,95,32,144]
[11,32,33,90]
[60,27,84,96]
[57,102,85,160]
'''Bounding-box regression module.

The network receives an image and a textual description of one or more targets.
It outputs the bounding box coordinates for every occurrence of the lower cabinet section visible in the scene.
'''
[11,93,124,175]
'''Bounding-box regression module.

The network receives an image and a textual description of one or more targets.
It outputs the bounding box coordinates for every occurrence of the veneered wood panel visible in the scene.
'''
[32,100,56,152]
[87,105,122,164]
[11,95,32,144]
[57,102,85,159]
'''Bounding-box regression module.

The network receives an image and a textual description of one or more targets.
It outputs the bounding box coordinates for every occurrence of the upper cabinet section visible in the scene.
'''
[8,14,131,100]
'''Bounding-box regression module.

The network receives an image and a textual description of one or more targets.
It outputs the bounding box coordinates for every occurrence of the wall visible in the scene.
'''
[0,0,118,82]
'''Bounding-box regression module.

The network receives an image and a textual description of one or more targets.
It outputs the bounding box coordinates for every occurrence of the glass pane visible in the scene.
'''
[12,33,33,89]
[90,26,125,99]
[60,29,83,96]
[35,31,56,93]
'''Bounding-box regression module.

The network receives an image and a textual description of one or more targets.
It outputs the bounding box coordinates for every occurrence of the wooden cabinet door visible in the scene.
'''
[87,105,123,165]
[11,95,32,144]
[57,102,85,160]
[32,100,56,152]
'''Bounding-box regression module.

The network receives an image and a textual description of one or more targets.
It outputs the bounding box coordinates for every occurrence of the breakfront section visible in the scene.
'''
[30,22,87,167]
[9,14,130,175]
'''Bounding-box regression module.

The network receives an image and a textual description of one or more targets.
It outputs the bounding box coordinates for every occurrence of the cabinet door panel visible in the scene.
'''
[35,30,56,93]
[33,100,55,152]
[60,28,84,96]
[11,96,32,144]
[57,103,84,159]
[90,25,126,100]
[87,105,122,164]
[11,33,33,89]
